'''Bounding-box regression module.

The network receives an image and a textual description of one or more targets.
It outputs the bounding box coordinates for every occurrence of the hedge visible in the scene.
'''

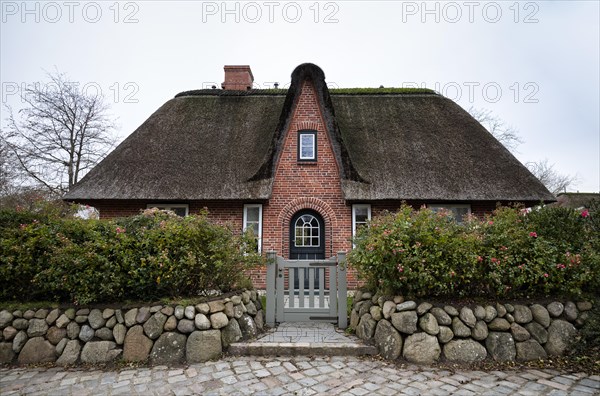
[348,203,600,299]
[0,207,262,304]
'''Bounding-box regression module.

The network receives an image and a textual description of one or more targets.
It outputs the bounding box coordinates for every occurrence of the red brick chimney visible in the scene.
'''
[221,65,254,90]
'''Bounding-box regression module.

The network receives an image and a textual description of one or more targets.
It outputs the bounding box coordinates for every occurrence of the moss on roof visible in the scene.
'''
[175,87,435,98]
[66,63,554,203]
[330,87,435,95]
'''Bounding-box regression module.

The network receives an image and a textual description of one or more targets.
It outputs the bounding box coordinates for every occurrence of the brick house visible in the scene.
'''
[64,63,554,289]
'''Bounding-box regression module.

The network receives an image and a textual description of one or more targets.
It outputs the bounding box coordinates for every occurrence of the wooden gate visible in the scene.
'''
[265,251,348,329]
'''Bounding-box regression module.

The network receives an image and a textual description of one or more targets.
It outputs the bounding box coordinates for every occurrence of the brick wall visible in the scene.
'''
[258,79,358,289]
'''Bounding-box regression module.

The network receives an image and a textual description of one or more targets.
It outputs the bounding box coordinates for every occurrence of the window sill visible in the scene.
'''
[297,161,318,165]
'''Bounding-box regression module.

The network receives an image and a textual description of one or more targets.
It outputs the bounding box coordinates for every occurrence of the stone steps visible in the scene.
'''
[228,341,378,357]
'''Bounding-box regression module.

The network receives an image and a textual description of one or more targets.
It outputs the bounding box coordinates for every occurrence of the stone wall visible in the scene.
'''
[0,290,264,366]
[350,291,592,364]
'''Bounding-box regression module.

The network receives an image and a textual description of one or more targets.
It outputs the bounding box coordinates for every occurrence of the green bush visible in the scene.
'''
[0,207,262,304]
[349,204,599,299]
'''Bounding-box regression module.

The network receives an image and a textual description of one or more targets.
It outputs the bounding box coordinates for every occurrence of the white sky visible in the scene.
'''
[1,0,599,192]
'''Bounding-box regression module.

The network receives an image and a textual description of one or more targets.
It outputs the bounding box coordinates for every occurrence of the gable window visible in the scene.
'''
[243,204,263,252]
[428,204,471,224]
[147,203,189,217]
[298,130,317,161]
[352,204,371,240]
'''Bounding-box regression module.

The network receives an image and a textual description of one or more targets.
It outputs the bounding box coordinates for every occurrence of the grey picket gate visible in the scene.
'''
[265,251,347,329]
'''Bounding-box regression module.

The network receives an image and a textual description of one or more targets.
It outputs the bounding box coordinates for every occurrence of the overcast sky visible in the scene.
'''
[2,0,599,192]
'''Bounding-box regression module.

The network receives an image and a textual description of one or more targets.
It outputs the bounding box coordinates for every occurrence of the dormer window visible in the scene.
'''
[298,130,317,162]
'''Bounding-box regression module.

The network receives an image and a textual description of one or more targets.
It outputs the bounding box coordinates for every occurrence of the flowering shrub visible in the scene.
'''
[0,208,262,304]
[349,204,599,299]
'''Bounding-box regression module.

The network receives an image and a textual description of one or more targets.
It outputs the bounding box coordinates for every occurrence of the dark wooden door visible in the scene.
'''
[289,210,325,289]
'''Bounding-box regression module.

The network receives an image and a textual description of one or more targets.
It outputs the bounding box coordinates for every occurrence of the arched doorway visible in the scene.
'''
[289,209,325,289]
[289,209,325,259]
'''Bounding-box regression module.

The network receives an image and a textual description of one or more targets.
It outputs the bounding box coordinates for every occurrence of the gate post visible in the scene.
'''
[266,251,277,327]
[337,252,348,329]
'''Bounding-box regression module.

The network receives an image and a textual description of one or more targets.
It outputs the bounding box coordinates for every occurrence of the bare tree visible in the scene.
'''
[468,107,523,152]
[3,71,118,195]
[526,159,578,196]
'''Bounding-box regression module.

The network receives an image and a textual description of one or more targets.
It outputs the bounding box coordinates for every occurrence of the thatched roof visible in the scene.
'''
[65,63,554,203]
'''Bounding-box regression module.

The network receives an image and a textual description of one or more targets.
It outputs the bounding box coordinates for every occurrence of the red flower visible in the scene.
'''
[529,232,537,238]
[543,273,549,278]
[477,256,483,262]
[582,209,590,218]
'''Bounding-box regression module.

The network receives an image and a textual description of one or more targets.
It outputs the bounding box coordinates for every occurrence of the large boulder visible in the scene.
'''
[510,323,531,342]
[187,330,222,363]
[513,305,533,324]
[545,320,577,356]
[80,341,120,364]
[46,326,67,345]
[78,325,95,342]
[177,319,195,334]
[0,342,14,364]
[547,302,564,318]
[484,305,498,322]
[88,309,106,329]
[419,313,440,335]
[459,307,477,328]
[374,319,403,360]
[12,331,28,353]
[18,337,56,364]
[221,318,242,348]
[124,308,138,327]
[0,310,13,328]
[95,327,114,341]
[195,314,211,330]
[210,312,229,330]
[530,304,551,328]
[113,324,126,345]
[356,314,377,340]
[382,301,397,319]
[488,318,511,331]
[56,340,81,365]
[525,322,548,344]
[472,321,488,341]
[396,301,417,312]
[430,308,452,326]
[444,339,487,363]
[452,317,471,338]
[391,311,418,334]
[143,312,167,340]
[66,322,80,340]
[516,340,547,361]
[150,332,187,365]
[563,302,578,322]
[437,326,454,344]
[403,333,441,364]
[27,318,48,337]
[123,325,153,362]
[136,307,151,324]
[238,314,257,339]
[486,332,516,361]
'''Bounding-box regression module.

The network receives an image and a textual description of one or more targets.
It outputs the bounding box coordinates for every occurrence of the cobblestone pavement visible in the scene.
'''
[1,356,599,396]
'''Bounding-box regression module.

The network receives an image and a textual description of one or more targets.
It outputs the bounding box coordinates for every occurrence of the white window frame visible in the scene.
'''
[146,203,189,216]
[243,204,263,253]
[298,132,316,161]
[428,204,471,223]
[352,204,372,239]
